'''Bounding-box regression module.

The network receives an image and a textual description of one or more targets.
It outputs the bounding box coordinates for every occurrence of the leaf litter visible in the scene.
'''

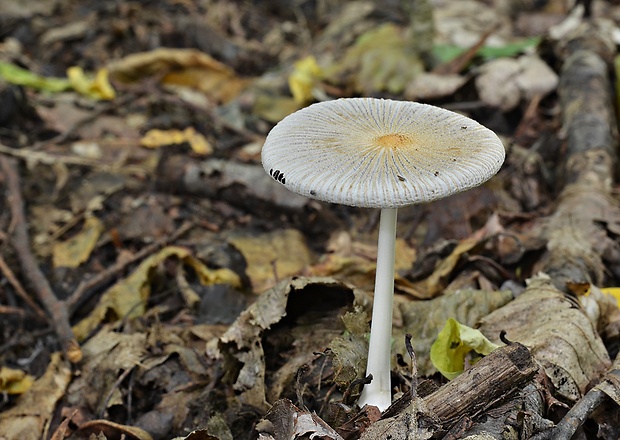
[1,0,620,439]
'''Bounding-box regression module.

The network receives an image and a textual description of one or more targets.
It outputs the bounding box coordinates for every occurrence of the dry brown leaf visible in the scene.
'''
[252,94,301,123]
[228,229,313,293]
[52,216,104,268]
[404,72,466,101]
[107,48,248,103]
[212,277,363,411]
[256,399,344,440]
[395,288,512,377]
[413,237,479,299]
[327,23,424,94]
[478,274,611,402]
[308,232,415,292]
[73,419,153,440]
[0,353,72,439]
[66,329,147,412]
[72,246,241,340]
[475,55,558,111]
[329,310,369,388]
[169,413,232,440]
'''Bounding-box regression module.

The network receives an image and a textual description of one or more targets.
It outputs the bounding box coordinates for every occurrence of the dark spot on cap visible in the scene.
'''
[397,175,406,182]
[310,190,316,196]
[461,126,467,129]
[434,171,439,176]
[271,169,286,184]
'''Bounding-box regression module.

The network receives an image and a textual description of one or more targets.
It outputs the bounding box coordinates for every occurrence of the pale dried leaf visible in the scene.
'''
[0,353,72,440]
[257,399,344,440]
[478,274,611,402]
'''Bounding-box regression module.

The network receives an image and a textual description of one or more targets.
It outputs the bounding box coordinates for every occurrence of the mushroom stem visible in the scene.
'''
[359,207,397,411]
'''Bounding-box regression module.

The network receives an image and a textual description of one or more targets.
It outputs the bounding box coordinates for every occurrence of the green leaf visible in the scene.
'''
[0,61,71,92]
[430,318,499,380]
[477,38,541,59]
[432,37,541,64]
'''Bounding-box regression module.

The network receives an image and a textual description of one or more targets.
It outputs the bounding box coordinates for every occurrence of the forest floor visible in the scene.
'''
[1,0,620,439]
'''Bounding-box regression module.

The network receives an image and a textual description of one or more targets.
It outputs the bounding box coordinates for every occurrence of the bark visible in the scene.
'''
[537,24,620,291]
[526,22,620,437]
[422,342,538,429]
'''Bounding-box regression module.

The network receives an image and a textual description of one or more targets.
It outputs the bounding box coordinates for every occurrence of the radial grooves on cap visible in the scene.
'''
[261,98,505,208]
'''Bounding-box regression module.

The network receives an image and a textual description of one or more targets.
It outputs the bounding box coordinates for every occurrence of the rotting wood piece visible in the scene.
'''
[536,23,620,290]
[422,341,538,430]
[156,154,309,212]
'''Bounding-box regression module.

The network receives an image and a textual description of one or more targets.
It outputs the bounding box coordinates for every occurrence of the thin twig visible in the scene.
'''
[0,142,146,175]
[550,388,609,440]
[0,305,25,316]
[0,253,47,321]
[33,94,134,148]
[0,155,81,362]
[99,366,135,418]
[66,221,195,313]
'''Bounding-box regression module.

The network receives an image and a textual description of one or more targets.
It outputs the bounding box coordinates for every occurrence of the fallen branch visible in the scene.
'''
[423,341,538,428]
[532,21,620,436]
[0,156,81,362]
[537,23,618,289]
[531,354,620,440]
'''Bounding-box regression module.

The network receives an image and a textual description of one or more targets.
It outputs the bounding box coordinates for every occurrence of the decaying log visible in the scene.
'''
[156,154,309,212]
[423,341,538,429]
[537,23,620,290]
[525,21,620,437]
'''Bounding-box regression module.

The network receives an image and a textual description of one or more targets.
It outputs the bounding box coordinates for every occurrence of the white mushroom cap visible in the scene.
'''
[261,98,505,208]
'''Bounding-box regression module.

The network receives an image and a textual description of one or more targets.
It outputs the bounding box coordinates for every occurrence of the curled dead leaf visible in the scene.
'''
[107,48,247,103]
[72,246,241,340]
[478,274,611,402]
[0,353,71,439]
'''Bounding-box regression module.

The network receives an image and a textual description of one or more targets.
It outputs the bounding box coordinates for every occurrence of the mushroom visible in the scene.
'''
[261,98,505,411]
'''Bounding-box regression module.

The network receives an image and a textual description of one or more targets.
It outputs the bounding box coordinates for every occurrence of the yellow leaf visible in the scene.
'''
[253,94,301,123]
[600,287,620,306]
[72,246,241,340]
[288,55,323,104]
[140,127,213,155]
[0,367,34,395]
[107,48,247,103]
[327,23,423,94]
[0,353,71,439]
[228,229,313,293]
[430,318,499,380]
[415,237,479,299]
[185,254,242,287]
[52,216,104,268]
[67,66,116,100]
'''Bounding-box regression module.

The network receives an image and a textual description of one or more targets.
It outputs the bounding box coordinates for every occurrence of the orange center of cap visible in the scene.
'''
[375,133,411,149]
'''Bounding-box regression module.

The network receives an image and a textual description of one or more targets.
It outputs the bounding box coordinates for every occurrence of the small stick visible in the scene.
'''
[0,156,81,362]
[423,341,538,427]
[538,359,620,440]
[0,305,25,316]
[549,388,609,440]
[0,252,47,320]
[66,221,195,313]
[0,142,146,175]
[405,333,418,400]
